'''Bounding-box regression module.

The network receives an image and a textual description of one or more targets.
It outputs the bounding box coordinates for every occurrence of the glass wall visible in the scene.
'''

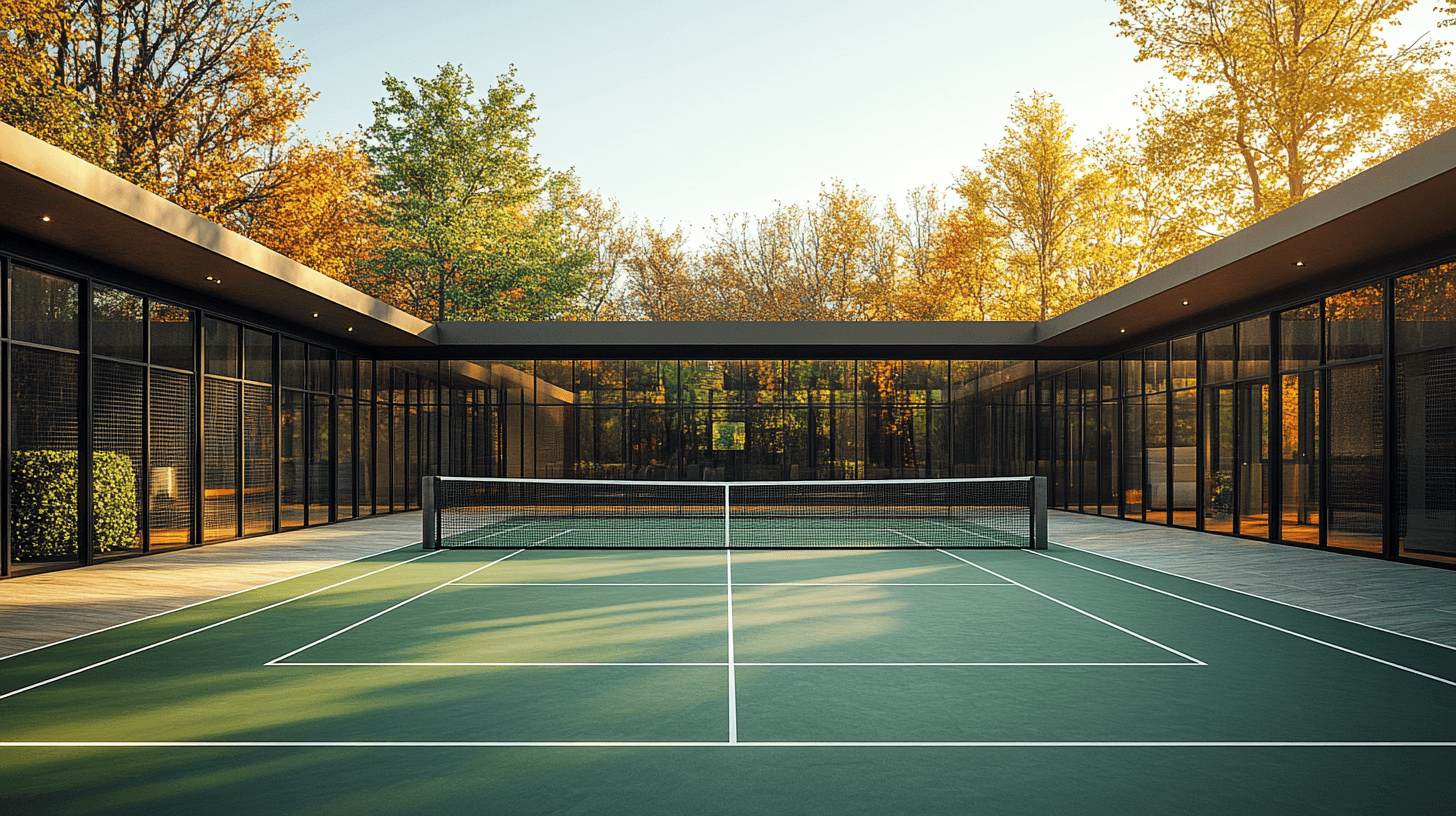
[5,245,1456,575]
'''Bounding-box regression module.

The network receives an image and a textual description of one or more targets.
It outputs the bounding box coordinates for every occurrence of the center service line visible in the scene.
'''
[726,549,738,744]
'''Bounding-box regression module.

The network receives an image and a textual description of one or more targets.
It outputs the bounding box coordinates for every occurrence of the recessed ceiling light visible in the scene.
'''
[1182,300,1189,306]
[39,215,51,222]
[205,276,213,281]
[1292,261,1306,267]
[347,327,354,332]
[312,312,320,318]
[1119,329,1126,334]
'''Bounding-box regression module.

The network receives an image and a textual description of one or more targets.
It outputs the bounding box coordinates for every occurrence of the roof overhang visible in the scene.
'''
[0,122,433,348]
[1038,127,1456,348]
[414,320,1046,360]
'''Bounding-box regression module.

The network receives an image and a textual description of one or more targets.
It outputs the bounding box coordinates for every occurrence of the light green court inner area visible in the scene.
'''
[440,516,1029,548]
[2,544,1454,814]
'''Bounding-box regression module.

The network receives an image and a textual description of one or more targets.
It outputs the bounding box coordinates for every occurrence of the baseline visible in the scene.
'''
[2,740,1453,748]
[1029,549,1456,689]
[451,582,1014,587]
[937,549,1204,666]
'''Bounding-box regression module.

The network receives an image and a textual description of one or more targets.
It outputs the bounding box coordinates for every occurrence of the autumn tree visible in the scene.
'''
[0,1,120,169]
[361,64,589,321]
[239,137,382,285]
[623,223,699,320]
[1116,0,1441,232]
[554,179,636,320]
[950,92,1111,321]
[1,0,382,287]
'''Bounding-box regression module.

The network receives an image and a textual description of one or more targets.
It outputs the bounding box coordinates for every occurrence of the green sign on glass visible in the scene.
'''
[712,421,745,451]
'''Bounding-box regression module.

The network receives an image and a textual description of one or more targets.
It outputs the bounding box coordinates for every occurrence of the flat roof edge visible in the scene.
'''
[0,122,432,340]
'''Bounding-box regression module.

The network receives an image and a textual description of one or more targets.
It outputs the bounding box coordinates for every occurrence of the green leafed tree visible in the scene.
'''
[360,63,588,321]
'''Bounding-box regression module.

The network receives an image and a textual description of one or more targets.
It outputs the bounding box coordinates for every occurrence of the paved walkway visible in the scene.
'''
[2,510,1453,658]
[1049,511,1456,648]
[0,513,422,657]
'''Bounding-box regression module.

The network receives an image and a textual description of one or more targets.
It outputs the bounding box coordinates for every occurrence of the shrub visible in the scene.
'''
[11,450,139,559]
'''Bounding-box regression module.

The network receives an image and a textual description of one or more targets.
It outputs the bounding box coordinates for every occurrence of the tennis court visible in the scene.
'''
[2,534,1454,814]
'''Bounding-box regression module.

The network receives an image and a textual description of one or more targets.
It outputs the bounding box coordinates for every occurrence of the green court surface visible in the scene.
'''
[1,543,1453,814]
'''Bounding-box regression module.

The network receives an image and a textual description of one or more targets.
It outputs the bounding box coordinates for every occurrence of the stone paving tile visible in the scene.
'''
[0,513,423,658]
[1049,511,1456,649]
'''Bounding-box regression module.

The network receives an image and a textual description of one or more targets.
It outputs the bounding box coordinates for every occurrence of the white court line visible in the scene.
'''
[937,549,1205,666]
[1048,540,1456,655]
[266,549,526,665]
[2,740,1452,748]
[0,539,426,664]
[270,661,1197,668]
[530,530,576,545]
[725,550,738,744]
[0,548,444,701]
[451,582,1014,587]
[927,520,997,541]
[453,522,541,545]
[1029,550,1456,689]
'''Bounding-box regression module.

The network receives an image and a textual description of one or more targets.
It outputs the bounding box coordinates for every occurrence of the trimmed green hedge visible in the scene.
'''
[11,450,139,559]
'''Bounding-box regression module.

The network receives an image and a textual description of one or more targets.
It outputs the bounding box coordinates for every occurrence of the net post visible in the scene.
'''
[1031,476,1048,549]
[422,476,437,550]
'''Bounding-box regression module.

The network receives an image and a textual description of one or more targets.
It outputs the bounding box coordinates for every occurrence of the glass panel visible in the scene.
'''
[1280,302,1321,372]
[93,286,144,361]
[203,317,240,378]
[334,400,353,519]
[1170,335,1197,390]
[244,329,274,384]
[357,401,374,514]
[1122,398,1144,520]
[10,347,81,566]
[309,346,333,394]
[1237,381,1270,539]
[280,338,306,390]
[1397,348,1456,563]
[149,302,194,371]
[1280,371,1321,545]
[311,396,332,524]
[203,378,240,542]
[1122,352,1141,397]
[12,265,79,349]
[243,383,276,536]
[279,390,306,529]
[1237,317,1270,380]
[1395,263,1456,354]
[1144,396,1169,524]
[1143,342,1168,394]
[1171,389,1198,528]
[1203,325,1235,384]
[337,357,355,398]
[149,369,194,548]
[1327,362,1384,552]
[1326,284,1383,362]
[1099,400,1120,516]
[93,359,144,556]
[1204,387,1235,533]
[359,359,374,402]
[1100,359,1118,401]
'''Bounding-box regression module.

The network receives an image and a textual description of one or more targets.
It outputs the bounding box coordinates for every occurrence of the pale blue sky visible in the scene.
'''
[282,1,1448,235]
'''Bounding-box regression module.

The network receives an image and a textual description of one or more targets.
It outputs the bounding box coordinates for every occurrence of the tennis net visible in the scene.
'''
[424,476,1047,550]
